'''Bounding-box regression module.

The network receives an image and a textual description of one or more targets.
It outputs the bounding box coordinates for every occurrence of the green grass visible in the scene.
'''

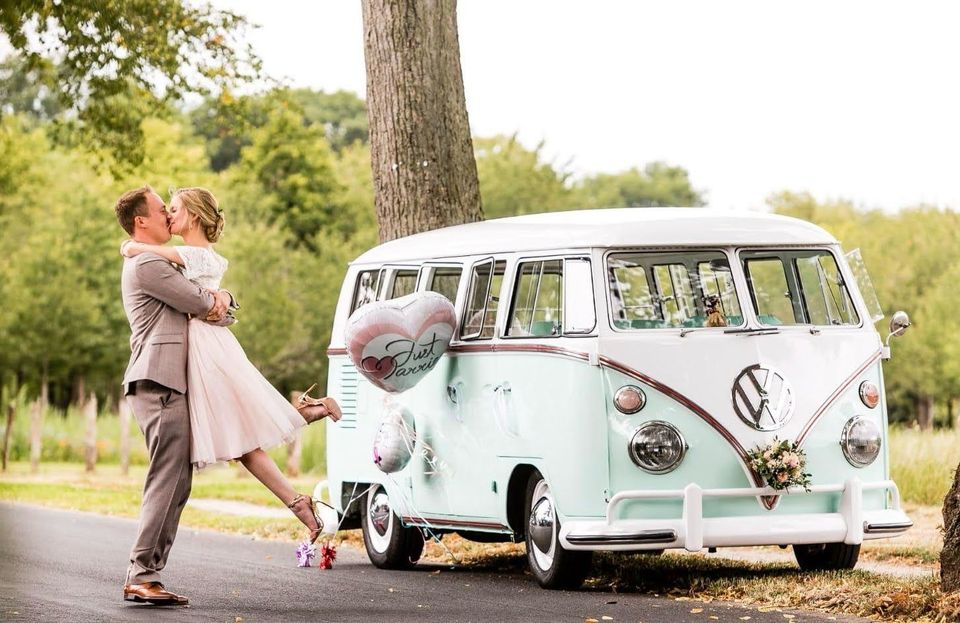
[0,462,332,541]
[1,403,328,473]
[889,426,960,506]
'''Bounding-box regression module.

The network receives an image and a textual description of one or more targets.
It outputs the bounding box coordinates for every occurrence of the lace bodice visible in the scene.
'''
[177,246,228,290]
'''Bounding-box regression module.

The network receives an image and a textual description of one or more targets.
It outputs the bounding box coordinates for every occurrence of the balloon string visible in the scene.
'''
[386,472,461,565]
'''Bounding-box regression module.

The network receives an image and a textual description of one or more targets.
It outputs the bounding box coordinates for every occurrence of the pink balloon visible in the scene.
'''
[345,292,457,393]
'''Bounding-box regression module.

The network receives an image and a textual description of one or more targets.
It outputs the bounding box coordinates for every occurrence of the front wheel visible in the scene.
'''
[793,542,860,571]
[524,472,593,589]
[361,484,424,569]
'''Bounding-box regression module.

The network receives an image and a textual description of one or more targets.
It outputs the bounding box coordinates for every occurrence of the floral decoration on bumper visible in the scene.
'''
[747,438,812,491]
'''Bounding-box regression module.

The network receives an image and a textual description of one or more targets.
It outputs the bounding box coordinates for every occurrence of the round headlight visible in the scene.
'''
[858,381,880,409]
[628,421,686,473]
[615,385,646,414]
[841,416,881,467]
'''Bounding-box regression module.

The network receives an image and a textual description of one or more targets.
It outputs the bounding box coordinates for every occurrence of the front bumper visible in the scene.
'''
[560,478,912,551]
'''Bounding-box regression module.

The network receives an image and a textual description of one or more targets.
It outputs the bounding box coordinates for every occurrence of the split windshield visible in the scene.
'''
[608,251,742,329]
[607,249,860,330]
[741,250,859,326]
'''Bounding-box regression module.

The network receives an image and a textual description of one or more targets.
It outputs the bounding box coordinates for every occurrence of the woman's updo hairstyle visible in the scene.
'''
[173,187,225,243]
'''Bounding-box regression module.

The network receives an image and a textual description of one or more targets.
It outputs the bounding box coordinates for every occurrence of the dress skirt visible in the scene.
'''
[186,318,306,469]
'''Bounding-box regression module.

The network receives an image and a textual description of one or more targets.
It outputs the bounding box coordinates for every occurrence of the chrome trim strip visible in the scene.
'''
[863,521,913,534]
[567,530,677,545]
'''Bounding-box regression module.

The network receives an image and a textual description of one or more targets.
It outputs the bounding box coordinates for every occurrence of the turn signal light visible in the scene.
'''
[858,382,880,409]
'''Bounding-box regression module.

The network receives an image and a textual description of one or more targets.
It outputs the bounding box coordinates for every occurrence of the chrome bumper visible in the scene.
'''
[560,478,912,552]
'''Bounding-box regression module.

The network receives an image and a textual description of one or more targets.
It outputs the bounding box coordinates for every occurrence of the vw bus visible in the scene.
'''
[322,208,912,589]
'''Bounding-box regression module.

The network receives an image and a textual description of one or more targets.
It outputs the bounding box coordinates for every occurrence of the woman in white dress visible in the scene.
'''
[122,187,340,543]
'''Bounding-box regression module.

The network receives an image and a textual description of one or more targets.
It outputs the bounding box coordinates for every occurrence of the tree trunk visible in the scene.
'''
[286,392,303,477]
[917,395,935,430]
[952,398,960,430]
[362,0,483,242]
[39,366,49,411]
[118,393,131,477]
[73,375,86,408]
[83,392,97,473]
[29,399,42,473]
[2,401,14,472]
[942,463,960,590]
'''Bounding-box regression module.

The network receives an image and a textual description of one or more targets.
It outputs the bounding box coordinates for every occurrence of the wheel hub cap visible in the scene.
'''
[370,491,391,536]
[528,496,554,554]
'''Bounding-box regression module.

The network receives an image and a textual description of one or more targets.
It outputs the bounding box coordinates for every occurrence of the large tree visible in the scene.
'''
[361,0,483,242]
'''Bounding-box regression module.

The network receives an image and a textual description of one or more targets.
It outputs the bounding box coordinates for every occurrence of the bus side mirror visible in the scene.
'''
[888,311,911,339]
[883,310,910,359]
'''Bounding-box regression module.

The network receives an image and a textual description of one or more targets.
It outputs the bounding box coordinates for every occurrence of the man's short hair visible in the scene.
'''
[115,185,154,235]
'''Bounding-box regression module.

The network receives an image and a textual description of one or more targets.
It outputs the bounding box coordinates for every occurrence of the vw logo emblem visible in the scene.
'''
[732,364,795,431]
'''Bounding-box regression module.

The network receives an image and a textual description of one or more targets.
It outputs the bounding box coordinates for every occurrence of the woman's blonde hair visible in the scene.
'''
[172,187,224,242]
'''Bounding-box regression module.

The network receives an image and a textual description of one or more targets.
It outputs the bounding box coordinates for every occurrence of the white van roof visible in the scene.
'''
[353,208,838,264]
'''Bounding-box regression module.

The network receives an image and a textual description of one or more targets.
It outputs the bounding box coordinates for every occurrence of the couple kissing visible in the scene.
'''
[115,185,342,606]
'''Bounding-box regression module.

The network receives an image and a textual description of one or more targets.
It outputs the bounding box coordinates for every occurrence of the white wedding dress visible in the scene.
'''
[177,246,305,468]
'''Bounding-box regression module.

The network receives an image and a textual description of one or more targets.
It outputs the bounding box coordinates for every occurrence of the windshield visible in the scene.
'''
[741,249,860,326]
[607,251,743,329]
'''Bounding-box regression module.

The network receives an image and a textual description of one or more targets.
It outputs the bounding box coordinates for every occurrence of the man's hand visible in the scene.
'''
[204,290,231,322]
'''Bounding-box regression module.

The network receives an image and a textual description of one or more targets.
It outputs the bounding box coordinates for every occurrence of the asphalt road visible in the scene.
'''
[0,503,867,623]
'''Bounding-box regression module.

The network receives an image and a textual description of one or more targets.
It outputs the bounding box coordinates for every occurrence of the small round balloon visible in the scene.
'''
[345,291,456,393]
[372,407,417,473]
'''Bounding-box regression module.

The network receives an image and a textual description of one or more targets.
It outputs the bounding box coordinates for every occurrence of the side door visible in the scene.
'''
[411,258,506,520]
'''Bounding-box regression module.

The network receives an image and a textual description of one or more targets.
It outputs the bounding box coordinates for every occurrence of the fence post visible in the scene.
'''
[2,401,14,472]
[118,394,131,476]
[84,393,98,473]
[29,400,42,473]
[286,392,303,477]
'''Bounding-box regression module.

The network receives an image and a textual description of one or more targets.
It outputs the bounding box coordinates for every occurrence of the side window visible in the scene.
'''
[389,269,418,299]
[427,266,462,303]
[461,260,505,340]
[507,259,563,337]
[351,269,381,312]
[563,258,596,334]
[744,257,795,325]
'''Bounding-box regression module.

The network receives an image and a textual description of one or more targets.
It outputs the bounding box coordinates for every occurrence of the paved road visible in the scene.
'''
[0,503,866,623]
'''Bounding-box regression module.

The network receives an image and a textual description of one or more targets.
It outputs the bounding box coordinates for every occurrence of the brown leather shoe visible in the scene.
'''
[123,582,189,605]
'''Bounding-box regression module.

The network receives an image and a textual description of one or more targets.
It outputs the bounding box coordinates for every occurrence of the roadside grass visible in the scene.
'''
[0,462,327,541]
[889,426,959,507]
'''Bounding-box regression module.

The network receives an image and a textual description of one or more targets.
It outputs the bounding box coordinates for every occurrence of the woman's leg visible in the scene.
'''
[239,448,319,535]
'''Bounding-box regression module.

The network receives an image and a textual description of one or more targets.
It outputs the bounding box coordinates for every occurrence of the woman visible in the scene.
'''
[122,187,340,543]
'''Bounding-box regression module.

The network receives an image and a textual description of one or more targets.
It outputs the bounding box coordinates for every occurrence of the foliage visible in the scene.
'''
[0,0,260,164]
[574,162,706,208]
[475,135,572,219]
[191,88,368,172]
[233,107,348,250]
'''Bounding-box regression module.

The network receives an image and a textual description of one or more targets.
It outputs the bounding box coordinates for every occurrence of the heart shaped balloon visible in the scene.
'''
[344,291,457,393]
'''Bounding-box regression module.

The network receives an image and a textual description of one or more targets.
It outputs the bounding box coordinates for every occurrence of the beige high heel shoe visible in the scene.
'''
[287,493,340,543]
[296,384,343,424]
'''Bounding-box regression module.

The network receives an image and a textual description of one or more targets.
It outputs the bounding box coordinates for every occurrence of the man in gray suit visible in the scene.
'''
[115,186,232,605]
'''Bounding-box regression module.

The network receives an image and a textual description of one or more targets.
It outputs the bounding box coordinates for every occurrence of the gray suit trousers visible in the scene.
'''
[125,380,193,585]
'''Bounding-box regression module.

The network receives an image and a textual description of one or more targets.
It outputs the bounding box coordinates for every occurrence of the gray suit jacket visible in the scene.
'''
[121,253,222,395]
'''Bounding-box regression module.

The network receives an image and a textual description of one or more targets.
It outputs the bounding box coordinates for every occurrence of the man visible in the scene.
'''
[115,185,233,605]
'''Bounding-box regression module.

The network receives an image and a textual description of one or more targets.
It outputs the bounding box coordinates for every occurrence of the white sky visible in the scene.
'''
[34,2,960,211]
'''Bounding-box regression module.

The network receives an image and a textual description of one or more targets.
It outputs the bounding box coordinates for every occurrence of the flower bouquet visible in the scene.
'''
[747,438,811,491]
